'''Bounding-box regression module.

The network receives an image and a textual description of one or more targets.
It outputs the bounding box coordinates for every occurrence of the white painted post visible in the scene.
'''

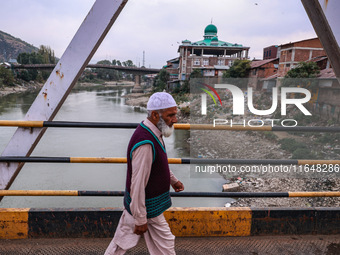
[0,0,129,192]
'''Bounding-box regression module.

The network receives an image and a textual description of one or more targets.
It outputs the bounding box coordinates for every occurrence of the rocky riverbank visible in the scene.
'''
[123,92,151,109]
[0,81,43,97]
[191,129,340,208]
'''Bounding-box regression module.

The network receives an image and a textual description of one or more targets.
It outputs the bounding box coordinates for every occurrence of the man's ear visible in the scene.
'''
[151,110,160,121]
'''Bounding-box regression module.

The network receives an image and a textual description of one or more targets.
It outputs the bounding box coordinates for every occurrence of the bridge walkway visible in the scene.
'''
[0,235,339,255]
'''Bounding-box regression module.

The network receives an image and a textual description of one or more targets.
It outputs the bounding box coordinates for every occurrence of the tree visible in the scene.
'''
[153,69,169,92]
[282,62,320,89]
[95,60,121,81]
[17,45,56,65]
[0,66,15,87]
[190,68,203,79]
[122,60,134,67]
[38,45,56,64]
[97,60,112,65]
[223,59,251,78]
[284,62,320,79]
[16,45,55,82]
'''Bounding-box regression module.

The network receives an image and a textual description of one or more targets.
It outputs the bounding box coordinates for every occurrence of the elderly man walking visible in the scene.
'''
[105,92,184,255]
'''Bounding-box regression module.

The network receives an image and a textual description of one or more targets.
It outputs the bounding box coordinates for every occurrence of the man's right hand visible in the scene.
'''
[134,223,148,235]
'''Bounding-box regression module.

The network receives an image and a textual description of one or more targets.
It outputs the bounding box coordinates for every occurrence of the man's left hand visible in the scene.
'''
[172,181,184,192]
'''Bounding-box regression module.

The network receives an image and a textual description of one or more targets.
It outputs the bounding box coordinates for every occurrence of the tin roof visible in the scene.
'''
[317,68,336,78]
[251,58,278,69]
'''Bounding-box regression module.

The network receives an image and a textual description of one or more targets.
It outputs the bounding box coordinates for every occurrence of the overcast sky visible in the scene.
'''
[1,0,317,68]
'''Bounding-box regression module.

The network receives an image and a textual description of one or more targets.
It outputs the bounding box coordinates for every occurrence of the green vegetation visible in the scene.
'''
[17,45,56,82]
[190,68,203,79]
[152,69,169,92]
[278,138,315,159]
[76,59,137,83]
[291,148,314,159]
[316,133,340,145]
[17,45,56,65]
[284,62,320,79]
[0,66,15,87]
[223,60,251,78]
[171,69,202,103]
[281,62,320,89]
[262,131,278,141]
[222,60,251,88]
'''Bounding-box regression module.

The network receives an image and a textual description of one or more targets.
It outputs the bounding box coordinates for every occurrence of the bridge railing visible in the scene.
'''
[0,120,339,199]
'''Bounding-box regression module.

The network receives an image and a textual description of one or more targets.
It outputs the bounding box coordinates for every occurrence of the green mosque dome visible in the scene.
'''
[211,36,218,41]
[204,24,218,35]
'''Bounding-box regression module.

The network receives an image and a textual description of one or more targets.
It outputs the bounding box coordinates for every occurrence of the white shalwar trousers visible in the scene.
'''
[104,209,176,255]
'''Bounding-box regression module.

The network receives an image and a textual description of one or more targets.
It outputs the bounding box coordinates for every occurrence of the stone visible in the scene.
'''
[222,183,240,192]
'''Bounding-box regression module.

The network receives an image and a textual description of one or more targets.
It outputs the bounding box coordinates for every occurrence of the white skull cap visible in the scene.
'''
[147,92,177,110]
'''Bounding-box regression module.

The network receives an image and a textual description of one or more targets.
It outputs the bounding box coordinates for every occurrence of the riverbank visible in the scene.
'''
[191,129,340,208]
[76,80,135,88]
[0,80,135,98]
[123,92,151,109]
[0,81,43,98]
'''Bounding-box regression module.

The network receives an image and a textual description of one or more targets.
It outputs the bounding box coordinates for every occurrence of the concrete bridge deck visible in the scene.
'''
[1,235,339,255]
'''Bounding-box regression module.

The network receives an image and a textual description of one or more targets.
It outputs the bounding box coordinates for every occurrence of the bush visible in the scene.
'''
[279,138,316,159]
[316,133,340,145]
[292,148,314,159]
[279,138,306,153]
[263,131,278,141]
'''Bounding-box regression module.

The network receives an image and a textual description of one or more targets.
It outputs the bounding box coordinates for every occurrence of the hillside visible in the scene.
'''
[0,30,38,62]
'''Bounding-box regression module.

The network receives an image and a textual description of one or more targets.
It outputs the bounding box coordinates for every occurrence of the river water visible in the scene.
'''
[0,85,228,208]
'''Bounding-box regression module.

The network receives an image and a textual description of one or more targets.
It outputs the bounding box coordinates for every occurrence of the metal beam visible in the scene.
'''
[301,0,340,80]
[0,0,129,194]
[2,121,340,132]
[0,190,339,198]
[1,156,340,166]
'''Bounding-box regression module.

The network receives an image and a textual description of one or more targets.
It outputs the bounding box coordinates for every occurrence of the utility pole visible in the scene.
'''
[143,50,145,67]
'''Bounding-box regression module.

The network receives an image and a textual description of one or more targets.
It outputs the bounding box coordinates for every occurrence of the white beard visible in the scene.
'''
[157,116,174,137]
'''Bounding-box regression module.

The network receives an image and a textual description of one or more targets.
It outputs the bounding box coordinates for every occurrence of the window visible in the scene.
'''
[203,59,209,66]
[218,59,224,66]
[194,59,200,65]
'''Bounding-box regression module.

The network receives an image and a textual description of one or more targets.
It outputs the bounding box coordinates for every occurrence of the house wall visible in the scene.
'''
[249,60,279,89]
[278,38,326,77]
[312,87,340,122]
[263,46,278,60]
